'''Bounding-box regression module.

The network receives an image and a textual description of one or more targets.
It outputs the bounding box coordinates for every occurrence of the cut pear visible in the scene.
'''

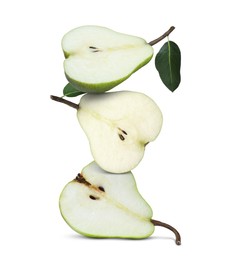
[59,162,181,244]
[59,161,154,238]
[62,25,153,93]
[77,91,163,173]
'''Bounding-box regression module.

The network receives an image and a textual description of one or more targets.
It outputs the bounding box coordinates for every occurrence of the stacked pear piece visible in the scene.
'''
[51,25,181,245]
[62,25,153,93]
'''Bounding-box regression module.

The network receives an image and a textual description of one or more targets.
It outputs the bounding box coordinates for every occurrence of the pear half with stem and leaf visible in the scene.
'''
[62,25,175,93]
[51,91,163,173]
[59,161,181,244]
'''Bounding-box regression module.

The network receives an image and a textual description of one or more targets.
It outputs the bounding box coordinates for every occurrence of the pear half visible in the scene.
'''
[62,25,153,93]
[59,161,154,238]
[77,91,163,173]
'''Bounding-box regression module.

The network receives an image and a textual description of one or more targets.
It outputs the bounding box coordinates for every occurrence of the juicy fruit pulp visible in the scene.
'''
[77,91,163,173]
[59,161,154,238]
[62,25,153,93]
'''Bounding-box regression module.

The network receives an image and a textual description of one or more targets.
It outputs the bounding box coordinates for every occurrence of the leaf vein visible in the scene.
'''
[168,40,173,85]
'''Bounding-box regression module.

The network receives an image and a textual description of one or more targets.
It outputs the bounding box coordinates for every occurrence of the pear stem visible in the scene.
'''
[151,219,181,245]
[50,95,79,110]
[148,26,175,46]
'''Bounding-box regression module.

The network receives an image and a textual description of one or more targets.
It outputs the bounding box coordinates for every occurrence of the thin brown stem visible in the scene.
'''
[148,26,175,46]
[50,95,79,110]
[151,219,181,245]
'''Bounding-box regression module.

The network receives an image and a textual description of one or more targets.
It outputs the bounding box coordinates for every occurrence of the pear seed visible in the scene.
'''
[89,46,101,53]
[98,186,105,192]
[118,127,127,135]
[122,129,128,135]
[89,195,97,200]
[118,134,125,141]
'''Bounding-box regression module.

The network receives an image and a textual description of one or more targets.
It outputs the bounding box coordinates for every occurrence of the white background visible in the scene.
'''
[1,0,230,259]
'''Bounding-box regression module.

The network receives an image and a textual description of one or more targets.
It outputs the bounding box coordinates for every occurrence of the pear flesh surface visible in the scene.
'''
[59,161,154,238]
[62,25,153,93]
[77,91,163,173]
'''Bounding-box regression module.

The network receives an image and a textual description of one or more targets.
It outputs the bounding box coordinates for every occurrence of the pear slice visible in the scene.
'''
[59,162,181,244]
[59,161,154,238]
[62,25,153,93]
[77,91,163,173]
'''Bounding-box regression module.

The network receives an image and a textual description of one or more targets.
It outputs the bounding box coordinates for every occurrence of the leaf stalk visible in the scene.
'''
[148,26,175,46]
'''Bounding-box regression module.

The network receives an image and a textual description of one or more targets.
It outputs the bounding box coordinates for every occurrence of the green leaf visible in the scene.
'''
[63,83,85,97]
[155,40,181,92]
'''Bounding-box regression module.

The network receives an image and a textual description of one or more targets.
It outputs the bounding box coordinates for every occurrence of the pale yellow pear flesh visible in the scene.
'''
[59,162,154,238]
[77,91,163,173]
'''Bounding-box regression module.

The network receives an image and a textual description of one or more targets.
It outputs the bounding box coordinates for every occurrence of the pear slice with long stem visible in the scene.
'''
[59,161,181,244]
[51,91,163,173]
[62,25,175,93]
